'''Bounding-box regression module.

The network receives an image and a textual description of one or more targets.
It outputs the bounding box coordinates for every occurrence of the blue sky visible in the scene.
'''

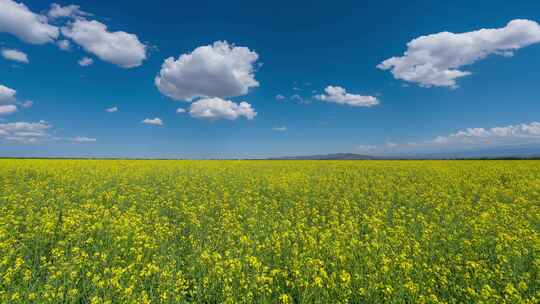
[1,0,540,158]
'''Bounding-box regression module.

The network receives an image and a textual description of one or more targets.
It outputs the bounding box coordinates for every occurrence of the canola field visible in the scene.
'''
[0,159,539,303]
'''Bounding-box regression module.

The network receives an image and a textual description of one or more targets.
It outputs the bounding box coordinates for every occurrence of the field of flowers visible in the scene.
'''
[0,160,539,303]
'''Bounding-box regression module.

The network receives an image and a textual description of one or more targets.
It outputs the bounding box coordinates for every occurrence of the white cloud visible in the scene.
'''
[0,84,20,116]
[0,0,59,44]
[71,136,96,143]
[272,126,287,131]
[355,144,376,152]
[106,106,118,113]
[78,56,93,66]
[315,86,379,107]
[176,108,186,113]
[155,41,259,101]
[0,104,17,115]
[1,48,28,63]
[0,121,101,144]
[142,117,163,126]
[378,19,540,88]
[57,39,71,51]
[432,122,540,146]
[189,97,256,121]
[19,100,33,108]
[356,121,540,154]
[0,121,51,143]
[290,94,302,102]
[275,94,285,101]
[62,19,147,68]
[48,3,90,20]
[0,84,16,104]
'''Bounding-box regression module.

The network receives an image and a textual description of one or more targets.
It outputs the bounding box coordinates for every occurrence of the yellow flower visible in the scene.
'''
[279,294,292,304]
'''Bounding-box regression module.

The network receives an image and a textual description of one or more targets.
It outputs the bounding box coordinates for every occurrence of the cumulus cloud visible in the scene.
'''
[106,106,118,113]
[155,41,259,101]
[0,121,51,143]
[71,136,96,143]
[0,120,99,144]
[142,118,163,126]
[272,126,287,131]
[0,84,16,104]
[0,84,19,116]
[48,3,90,20]
[378,19,540,88]
[356,121,540,154]
[1,48,28,63]
[275,94,285,101]
[176,108,186,114]
[315,86,379,107]
[0,104,17,115]
[432,122,540,146]
[78,56,93,66]
[0,0,59,44]
[62,19,147,68]
[57,39,71,51]
[189,97,256,121]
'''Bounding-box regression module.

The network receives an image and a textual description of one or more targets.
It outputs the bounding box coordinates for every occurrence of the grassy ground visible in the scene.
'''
[0,160,538,303]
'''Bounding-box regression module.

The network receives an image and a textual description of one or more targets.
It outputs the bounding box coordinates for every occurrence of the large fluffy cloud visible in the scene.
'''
[61,19,147,68]
[155,41,260,101]
[0,121,51,143]
[1,48,29,63]
[189,97,256,120]
[0,0,59,44]
[378,19,540,88]
[315,86,379,107]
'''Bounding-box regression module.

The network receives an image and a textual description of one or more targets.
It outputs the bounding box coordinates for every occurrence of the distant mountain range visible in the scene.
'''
[268,153,378,160]
[269,145,540,160]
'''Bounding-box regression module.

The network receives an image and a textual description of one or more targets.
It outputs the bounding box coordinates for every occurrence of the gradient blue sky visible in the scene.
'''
[1,0,540,158]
